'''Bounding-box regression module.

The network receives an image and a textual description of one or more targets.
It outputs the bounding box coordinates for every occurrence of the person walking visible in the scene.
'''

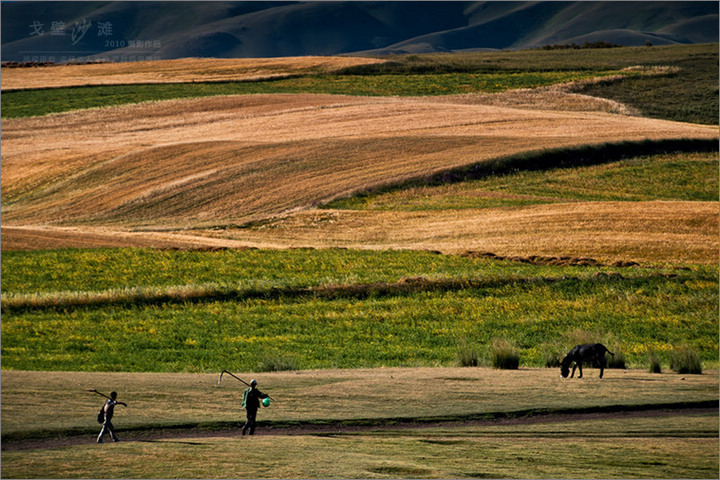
[97,391,126,443]
[241,379,269,435]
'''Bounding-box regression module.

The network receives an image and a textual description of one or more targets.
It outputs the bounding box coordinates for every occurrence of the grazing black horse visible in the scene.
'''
[560,343,614,378]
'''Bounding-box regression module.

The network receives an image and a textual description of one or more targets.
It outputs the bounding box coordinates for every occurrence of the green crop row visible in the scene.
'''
[8,246,680,299]
[1,248,564,295]
[324,151,720,211]
[1,248,716,372]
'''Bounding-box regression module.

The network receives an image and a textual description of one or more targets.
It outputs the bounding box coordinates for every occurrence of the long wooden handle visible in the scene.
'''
[218,370,275,401]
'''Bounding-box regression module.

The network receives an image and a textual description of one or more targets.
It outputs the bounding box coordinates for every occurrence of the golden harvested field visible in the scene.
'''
[0,56,386,90]
[1,59,718,262]
[195,202,719,265]
[4,199,716,263]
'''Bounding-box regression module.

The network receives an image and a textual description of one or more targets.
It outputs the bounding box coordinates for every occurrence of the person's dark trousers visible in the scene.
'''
[97,419,119,442]
[242,408,258,435]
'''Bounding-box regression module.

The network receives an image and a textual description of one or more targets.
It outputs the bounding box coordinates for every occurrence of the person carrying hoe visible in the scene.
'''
[97,391,126,443]
[241,379,269,435]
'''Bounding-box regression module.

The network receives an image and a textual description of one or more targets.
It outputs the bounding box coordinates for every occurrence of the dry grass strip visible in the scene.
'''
[3,201,716,265]
[194,201,719,265]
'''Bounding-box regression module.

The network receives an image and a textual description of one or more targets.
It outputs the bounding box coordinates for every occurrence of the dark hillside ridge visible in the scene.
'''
[2,1,717,62]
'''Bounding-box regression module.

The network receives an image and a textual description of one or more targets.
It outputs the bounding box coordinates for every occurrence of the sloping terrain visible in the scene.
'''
[1,1,716,62]
[3,93,715,227]
[364,1,719,54]
[2,83,717,262]
[203,201,719,265]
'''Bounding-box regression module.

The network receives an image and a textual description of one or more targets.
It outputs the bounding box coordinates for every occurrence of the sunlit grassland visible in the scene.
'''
[1,249,716,372]
[0,70,624,118]
[2,413,717,479]
[1,248,549,294]
[324,151,719,211]
[2,368,717,436]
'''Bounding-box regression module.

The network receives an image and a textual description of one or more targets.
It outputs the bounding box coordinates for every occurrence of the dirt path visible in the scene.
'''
[3,405,716,451]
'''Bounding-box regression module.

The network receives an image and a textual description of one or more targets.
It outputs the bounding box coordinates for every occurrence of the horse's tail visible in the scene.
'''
[601,344,615,356]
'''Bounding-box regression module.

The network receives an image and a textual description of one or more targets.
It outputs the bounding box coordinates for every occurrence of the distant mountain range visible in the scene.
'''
[2,1,717,62]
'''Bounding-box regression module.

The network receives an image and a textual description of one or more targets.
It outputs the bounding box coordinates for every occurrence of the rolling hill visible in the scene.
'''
[1,43,717,262]
[3,92,715,226]
[2,83,717,262]
[1,1,717,62]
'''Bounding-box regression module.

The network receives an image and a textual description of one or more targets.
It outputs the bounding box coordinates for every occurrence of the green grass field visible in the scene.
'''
[2,247,717,372]
[1,248,485,294]
[325,151,719,211]
[571,47,719,125]
[338,43,715,74]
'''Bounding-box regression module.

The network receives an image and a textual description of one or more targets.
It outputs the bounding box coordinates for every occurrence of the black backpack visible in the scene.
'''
[97,407,104,424]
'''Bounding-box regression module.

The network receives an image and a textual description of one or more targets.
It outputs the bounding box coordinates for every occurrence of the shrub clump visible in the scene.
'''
[648,350,662,373]
[257,355,298,372]
[456,338,480,367]
[670,345,702,374]
[542,41,623,50]
[543,344,563,368]
[545,353,561,368]
[457,347,480,367]
[492,339,520,370]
